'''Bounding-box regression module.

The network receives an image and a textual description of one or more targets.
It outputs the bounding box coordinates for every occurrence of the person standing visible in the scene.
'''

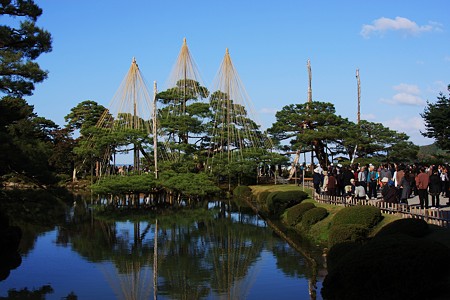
[327,172,337,196]
[399,169,411,204]
[394,164,405,201]
[322,171,329,195]
[380,164,392,181]
[313,166,323,194]
[367,165,379,199]
[429,166,441,208]
[416,167,430,209]
[440,166,448,197]
[357,166,367,194]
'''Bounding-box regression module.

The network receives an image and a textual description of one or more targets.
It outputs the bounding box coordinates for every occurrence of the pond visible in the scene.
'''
[0,199,326,300]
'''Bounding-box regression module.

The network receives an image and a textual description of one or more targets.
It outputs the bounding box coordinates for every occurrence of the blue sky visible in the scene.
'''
[20,0,450,147]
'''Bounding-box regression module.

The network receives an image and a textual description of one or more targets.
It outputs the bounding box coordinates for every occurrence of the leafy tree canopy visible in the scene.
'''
[0,0,52,96]
[64,100,107,134]
[268,102,348,166]
[421,86,450,151]
[0,96,58,184]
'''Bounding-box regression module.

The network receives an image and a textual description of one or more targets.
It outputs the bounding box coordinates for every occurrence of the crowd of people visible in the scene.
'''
[312,162,450,209]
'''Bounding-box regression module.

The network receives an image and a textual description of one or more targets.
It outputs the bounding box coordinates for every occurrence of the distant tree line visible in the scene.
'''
[1,0,448,192]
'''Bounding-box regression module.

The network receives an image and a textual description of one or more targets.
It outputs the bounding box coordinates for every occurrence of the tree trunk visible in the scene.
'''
[72,167,77,182]
[313,139,330,167]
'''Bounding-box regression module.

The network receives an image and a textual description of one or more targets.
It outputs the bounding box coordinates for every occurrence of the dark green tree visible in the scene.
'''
[421,86,450,151]
[0,0,52,96]
[157,79,210,151]
[64,100,107,135]
[269,102,348,167]
[345,120,418,162]
[64,100,111,179]
[0,96,58,184]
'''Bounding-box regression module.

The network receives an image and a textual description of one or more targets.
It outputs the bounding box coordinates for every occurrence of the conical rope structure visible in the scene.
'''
[157,38,209,161]
[164,38,207,114]
[207,48,274,168]
[92,58,160,176]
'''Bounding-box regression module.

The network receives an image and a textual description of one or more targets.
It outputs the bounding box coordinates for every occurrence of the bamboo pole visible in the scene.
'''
[356,68,361,124]
[153,81,158,179]
[307,59,314,166]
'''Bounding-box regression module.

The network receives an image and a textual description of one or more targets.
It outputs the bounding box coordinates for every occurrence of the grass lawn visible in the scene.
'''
[249,184,312,199]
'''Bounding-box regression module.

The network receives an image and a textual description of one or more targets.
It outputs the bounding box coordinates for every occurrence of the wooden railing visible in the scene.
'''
[314,193,450,228]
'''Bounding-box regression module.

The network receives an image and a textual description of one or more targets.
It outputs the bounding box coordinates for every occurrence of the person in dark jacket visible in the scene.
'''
[327,172,337,196]
[381,178,398,203]
[312,166,323,194]
[429,166,441,208]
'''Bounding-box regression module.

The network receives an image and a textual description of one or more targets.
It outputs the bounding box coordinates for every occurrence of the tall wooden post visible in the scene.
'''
[356,68,361,124]
[351,69,361,164]
[307,59,314,166]
[153,81,158,179]
[307,59,312,104]
[132,57,140,174]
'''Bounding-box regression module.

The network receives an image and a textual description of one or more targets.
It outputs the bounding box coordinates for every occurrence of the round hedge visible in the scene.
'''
[328,224,368,247]
[266,190,309,218]
[286,202,316,225]
[321,234,450,300]
[375,218,430,239]
[332,205,382,229]
[258,191,271,203]
[233,185,252,198]
[300,207,328,229]
[326,241,361,273]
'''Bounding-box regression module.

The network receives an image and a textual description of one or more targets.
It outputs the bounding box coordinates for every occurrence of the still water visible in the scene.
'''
[1,201,325,299]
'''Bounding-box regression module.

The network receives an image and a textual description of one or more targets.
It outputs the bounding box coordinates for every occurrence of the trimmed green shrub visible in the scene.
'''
[300,207,328,229]
[257,191,270,203]
[266,190,308,218]
[375,218,430,238]
[326,241,361,273]
[286,202,316,225]
[322,234,450,300]
[233,185,252,198]
[328,224,368,247]
[332,205,382,229]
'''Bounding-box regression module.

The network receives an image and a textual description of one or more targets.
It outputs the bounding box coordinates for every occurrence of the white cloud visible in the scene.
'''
[361,113,376,120]
[385,116,424,131]
[392,93,425,105]
[380,83,425,106]
[393,83,420,95]
[361,16,438,38]
[384,117,433,145]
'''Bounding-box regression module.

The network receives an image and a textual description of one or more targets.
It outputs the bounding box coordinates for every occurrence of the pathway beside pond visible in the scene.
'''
[314,192,450,228]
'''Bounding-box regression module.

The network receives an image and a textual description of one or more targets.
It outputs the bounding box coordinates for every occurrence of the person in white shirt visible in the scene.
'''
[354,181,366,200]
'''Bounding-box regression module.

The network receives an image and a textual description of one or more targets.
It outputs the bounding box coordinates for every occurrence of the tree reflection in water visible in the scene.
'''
[44,199,320,299]
[84,203,274,299]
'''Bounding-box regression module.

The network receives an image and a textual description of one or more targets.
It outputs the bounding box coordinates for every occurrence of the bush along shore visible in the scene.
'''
[236,184,450,300]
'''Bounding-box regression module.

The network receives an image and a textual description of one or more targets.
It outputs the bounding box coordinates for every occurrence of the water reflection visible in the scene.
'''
[1,199,324,299]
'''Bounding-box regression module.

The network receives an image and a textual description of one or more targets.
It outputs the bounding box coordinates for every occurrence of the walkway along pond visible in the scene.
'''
[314,193,450,228]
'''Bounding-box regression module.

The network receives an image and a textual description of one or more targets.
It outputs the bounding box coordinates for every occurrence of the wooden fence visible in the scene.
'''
[314,193,450,228]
